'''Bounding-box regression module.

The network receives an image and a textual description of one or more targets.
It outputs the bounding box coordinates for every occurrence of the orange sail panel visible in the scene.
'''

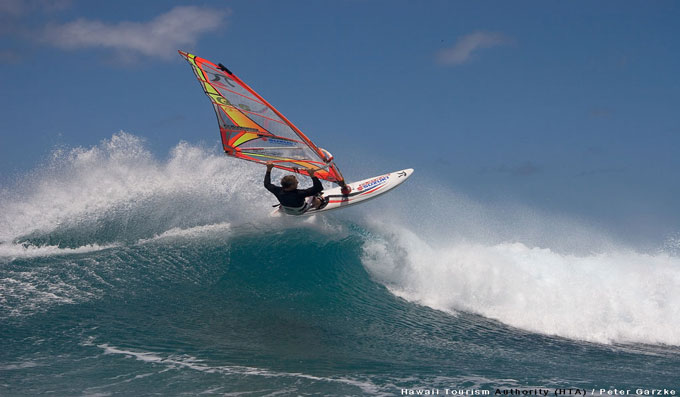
[178,51,344,184]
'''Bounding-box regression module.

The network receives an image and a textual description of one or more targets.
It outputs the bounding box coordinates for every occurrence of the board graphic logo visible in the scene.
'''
[356,175,389,191]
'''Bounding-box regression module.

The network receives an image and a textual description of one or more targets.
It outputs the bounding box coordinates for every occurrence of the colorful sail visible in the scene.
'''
[179,51,345,185]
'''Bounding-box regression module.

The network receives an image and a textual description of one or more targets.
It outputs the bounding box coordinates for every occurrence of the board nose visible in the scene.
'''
[399,168,414,177]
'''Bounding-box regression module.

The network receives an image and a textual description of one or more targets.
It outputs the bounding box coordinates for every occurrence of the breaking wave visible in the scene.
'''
[2,132,679,348]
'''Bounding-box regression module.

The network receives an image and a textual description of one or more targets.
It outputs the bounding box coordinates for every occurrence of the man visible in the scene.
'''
[264,162,328,214]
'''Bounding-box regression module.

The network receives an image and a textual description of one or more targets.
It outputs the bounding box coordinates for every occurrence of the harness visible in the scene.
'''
[280,202,310,215]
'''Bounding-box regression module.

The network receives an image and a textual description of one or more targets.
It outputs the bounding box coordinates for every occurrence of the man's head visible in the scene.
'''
[281,175,298,191]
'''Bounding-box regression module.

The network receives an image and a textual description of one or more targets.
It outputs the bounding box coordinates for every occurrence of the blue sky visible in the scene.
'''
[1,0,678,243]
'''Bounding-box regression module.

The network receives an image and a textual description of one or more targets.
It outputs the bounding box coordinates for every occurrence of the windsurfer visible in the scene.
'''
[264,162,328,214]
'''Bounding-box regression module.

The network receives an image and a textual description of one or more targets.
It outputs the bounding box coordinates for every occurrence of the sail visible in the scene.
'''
[179,51,345,184]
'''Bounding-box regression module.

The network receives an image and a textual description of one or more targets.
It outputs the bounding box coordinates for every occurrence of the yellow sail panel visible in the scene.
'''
[222,106,266,133]
[231,133,260,148]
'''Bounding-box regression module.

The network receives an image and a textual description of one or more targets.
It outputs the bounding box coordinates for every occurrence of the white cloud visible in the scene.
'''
[437,31,512,66]
[42,6,228,59]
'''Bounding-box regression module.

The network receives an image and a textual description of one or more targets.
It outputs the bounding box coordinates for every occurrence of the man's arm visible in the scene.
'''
[298,168,323,196]
[264,162,278,194]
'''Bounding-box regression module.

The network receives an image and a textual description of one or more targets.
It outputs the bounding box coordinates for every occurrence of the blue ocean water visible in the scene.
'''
[2,134,679,395]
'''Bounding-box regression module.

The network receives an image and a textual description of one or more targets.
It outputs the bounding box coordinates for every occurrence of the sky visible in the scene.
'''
[0,0,679,245]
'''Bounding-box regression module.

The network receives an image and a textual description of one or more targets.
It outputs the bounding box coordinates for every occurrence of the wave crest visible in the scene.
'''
[0,132,269,249]
[362,221,680,345]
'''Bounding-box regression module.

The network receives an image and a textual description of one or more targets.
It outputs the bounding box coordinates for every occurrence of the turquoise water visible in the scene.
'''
[2,134,679,395]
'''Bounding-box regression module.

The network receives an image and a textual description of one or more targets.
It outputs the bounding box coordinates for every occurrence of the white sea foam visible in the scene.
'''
[0,361,40,370]
[137,222,233,243]
[96,343,382,395]
[0,242,118,259]
[361,204,680,346]
[0,132,269,246]
[0,270,101,317]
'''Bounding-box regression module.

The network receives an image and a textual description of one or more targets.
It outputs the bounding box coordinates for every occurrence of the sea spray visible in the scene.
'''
[361,219,680,345]
[0,132,269,248]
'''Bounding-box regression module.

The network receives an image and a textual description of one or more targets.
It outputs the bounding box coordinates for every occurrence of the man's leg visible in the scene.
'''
[311,196,321,209]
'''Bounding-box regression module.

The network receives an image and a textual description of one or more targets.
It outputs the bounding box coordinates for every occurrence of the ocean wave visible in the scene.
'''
[3,132,679,350]
[361,220,680,346]
[0,132,275,248]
